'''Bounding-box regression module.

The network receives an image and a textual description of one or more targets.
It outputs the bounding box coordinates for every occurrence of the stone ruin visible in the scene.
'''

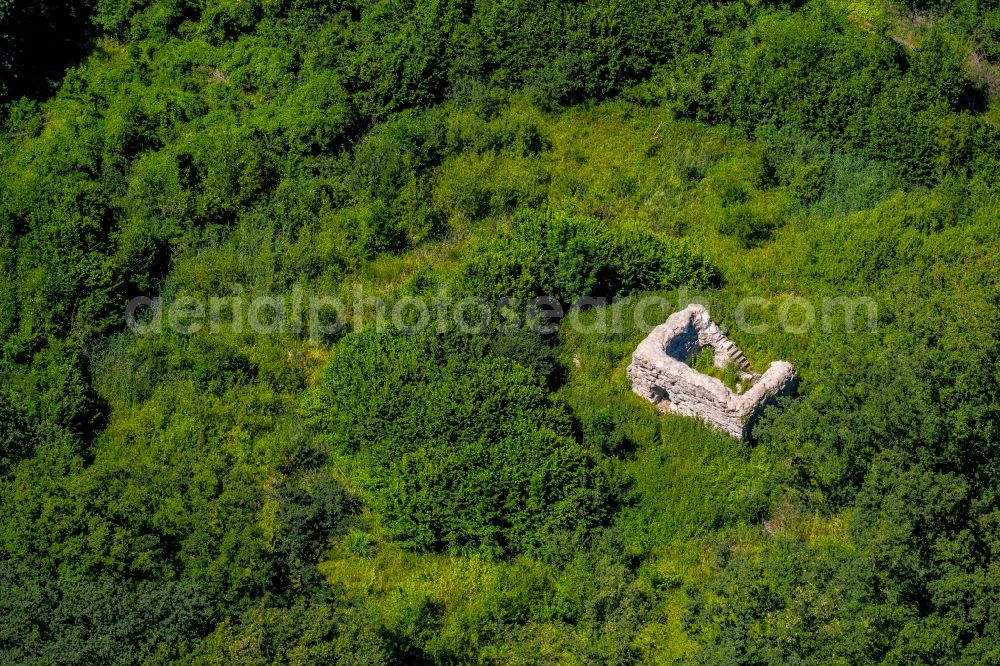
[627,304,798,440]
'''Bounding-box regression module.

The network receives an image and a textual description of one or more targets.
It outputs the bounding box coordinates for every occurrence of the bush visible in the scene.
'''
[0,560,213,666]
[582,409,631,457]
[457,208,719,305]
[270,474,360,591]
[0,339,103,457]
[193,598,394,664]
[718,204,777,248]
[302,328,619,555]
[356,199,408,259]
[185,336,258,395]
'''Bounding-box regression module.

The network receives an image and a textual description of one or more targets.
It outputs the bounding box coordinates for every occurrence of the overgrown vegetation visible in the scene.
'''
[2,0,1000,662]
[690,346,744,391]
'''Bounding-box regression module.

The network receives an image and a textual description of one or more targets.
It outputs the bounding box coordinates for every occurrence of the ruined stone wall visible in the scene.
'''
[627,305,797,440]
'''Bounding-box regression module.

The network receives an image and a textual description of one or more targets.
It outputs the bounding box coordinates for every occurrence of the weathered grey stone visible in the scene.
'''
[626,304,798,440]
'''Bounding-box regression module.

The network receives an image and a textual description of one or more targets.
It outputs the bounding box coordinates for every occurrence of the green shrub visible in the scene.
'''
[458,208,718,304]
[270,474,360,590]
[718,204,777,248]
[302,328,618,555]
[0,561,214,666]
[185,336,258,395]
[582,409,631,457]
[193,598,393,664]
[356,199,408,259]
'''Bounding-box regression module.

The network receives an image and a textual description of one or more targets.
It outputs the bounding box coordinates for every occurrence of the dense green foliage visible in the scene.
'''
[2,0,1000,661]
[458,208,718,304]
[304,327,618,556]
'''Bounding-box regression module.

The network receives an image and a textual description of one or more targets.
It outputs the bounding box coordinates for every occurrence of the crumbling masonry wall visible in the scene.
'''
[627,305,798,440]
